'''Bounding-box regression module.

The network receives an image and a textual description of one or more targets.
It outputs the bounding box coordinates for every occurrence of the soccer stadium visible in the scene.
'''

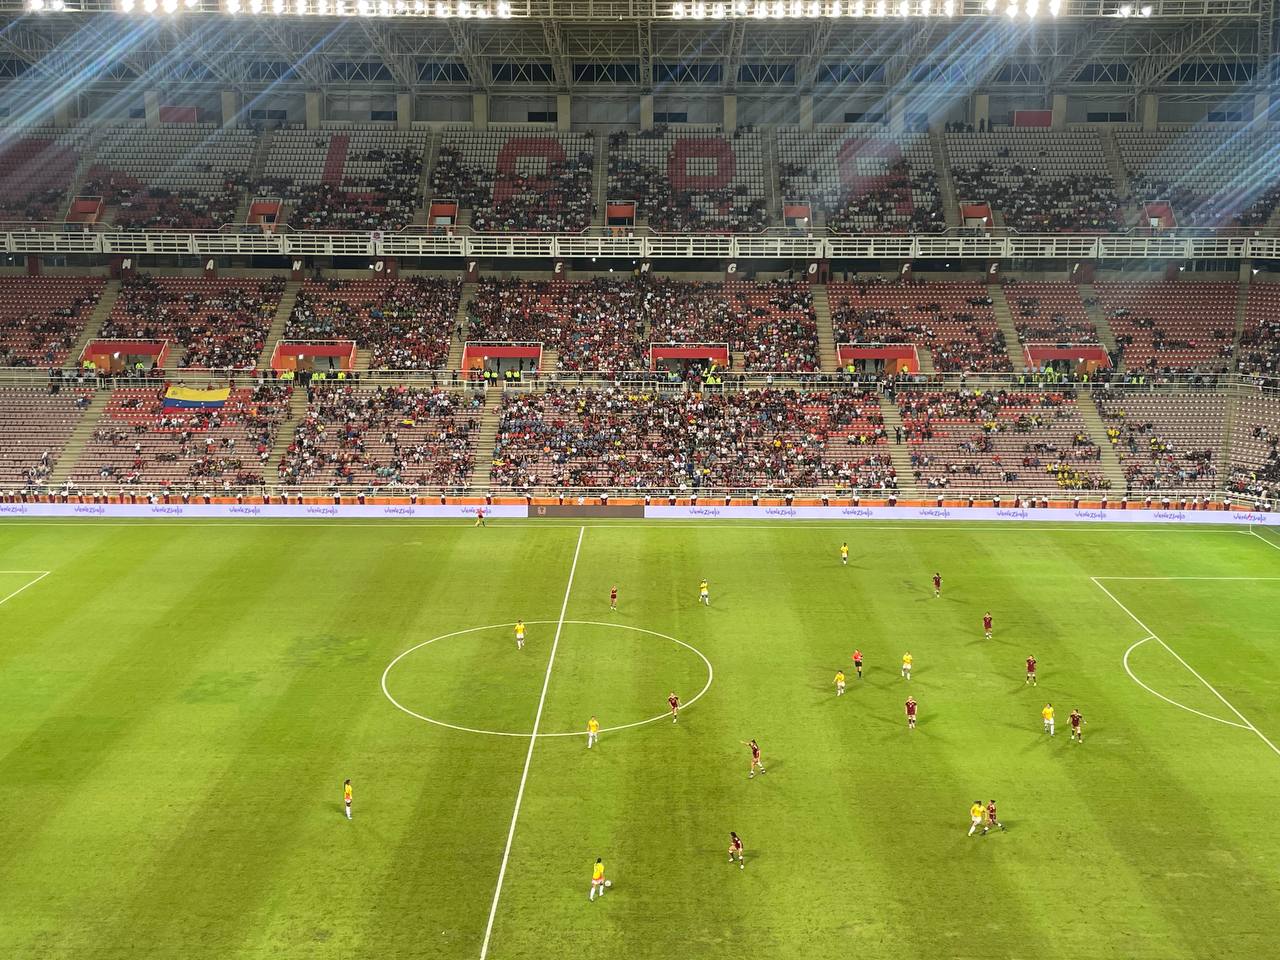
[3,1,1280,957]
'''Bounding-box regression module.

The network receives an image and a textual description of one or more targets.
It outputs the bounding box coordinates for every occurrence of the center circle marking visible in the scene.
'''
[381,620,714,738]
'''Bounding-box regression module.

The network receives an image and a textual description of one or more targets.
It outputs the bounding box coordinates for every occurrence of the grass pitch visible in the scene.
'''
[3,519,1280,960]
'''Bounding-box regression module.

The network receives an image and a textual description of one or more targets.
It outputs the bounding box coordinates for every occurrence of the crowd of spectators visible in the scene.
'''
[1099,406,1218,490]
[84,168,248,230]
[260,146,423,231]
[102,275,283,369]
[608,130,768,233]
[897,389,1108,490]
[490,386,895,492]
[288,277,461,370]
[0,278,103,368]
[951,163,1121,232]
[820,160,945,234]
[1004,281,1098,344]
[278,385,478,487]
[0,187,70,222]
[1228,423,1280,502]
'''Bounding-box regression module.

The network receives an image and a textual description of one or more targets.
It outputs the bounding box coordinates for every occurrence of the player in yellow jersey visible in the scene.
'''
[699,579,710,606]
[343,779,352,821]
[840,542,849,566]
[514,620,526,650]
[589,857,607,900]
[834,670,846,696]
[1042,702,1055,736]
[968,799,984,836]
[901,652,913,680]
[587,715,600,749]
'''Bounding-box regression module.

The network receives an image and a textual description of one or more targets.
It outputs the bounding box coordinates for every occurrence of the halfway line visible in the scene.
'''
[479,525,586,960]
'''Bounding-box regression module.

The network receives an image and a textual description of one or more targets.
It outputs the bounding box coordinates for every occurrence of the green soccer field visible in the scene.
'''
[3,519,1280,960]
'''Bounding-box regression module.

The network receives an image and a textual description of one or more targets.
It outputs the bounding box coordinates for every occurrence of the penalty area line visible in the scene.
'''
[1091,576,1280,760]
[0,570,50,607]
[1250,526,1280,553]
[479,525,585,960]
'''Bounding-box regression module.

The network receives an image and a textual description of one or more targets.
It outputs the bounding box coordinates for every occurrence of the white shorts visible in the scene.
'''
[972,816,983,825]
[592,877,604,887]
[700,590,709,597]
[837,682,845,691]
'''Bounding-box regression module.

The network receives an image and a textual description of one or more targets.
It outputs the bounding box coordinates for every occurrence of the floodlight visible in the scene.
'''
[497,0,511,14]
[828,0,842,15]
[807,0,820,14]
[943,0,954,12]
[984,0,996,9]
[1005,0,1017,15]
[711,2,726,16]
[1048,0,1059,12]
[143,0,158,12]
[435,0,449,14]
[1026,0,1038,14]
[1118,3,1132,14]
[852,0,864,14]
[672,0,684,13]
[1139,3,1152,13]
[771,0,785,17]
[457,0,470,14]
[691,1,706,17]
[163,0,178,11]
[295,0,307,12]
[873,0,885,15]
[896,0,907,15]
[223,0,237,12]
[247,0,262,12]
[921,0,932,15]
[272,0,284,12]
[27,0,45,10]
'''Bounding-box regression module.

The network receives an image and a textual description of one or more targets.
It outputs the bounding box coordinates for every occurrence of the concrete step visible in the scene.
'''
[1077,283,1120,371]
[68,279,121,366]
[592,139,609,227]
[877,395,920,498]
[257,280,301,371]
[47,388,110,486]
[541,348,559,376]
[266,387,308,481]
[916,349,935,375]
[812,285,839,372]
[1230,269,1250,371]
[988,285,1028,371]
[467,390,503,491]
[1078,394,1131,491]
[929,129,963,229]
[762,130,783,228]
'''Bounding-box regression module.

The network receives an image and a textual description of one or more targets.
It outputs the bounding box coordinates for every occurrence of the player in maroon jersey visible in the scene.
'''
[905,695,918,729]
[1025,655,1037,685]
[851,649,863,679]
[610,585,618,611]
[932,572,942,598]
[983,612,993,639]
[982,800,1005,834]
[1070,708,1085,743]
[474,506,486,527]
[742,739,766,778]
[728,832,745,869]
[668,692,680,723]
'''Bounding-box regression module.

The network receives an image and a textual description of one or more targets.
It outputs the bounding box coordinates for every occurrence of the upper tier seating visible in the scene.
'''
[102,275,284,369]
[828,280,1011,372]
[466,278,647,371]
[1237,282,1280,379]
[897,390,1107,491]
[1095,393,1227,490]
[1093,280,1236,373]
[1115,127,1280,228]
[0,127,87,221]
[84,124,256,230]
[608,128,768,232]
[431,130,594,233]
[776,128,944,233]
[0,386,94,485]
[0,277,104,367]
[257,127,428,230]
[287,277,460,370]
[1001,280,1099,345]
[1227,394,1280,501]
[490,386,894,491]
[70,385,291,487]
[278,384,479,487]
[946,131,1121,232]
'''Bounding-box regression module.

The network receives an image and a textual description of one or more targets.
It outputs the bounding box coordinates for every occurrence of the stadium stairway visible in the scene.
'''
[541,348,559,376]
[1077,284,1120,361]
[915,348,935,375]
[468,390,503,491]
[1266,204,1280,233]
[1077,397,1130,490]
[763,132,783,227]
[1218,387,1240,483]
[415,131,439,226]
[446,281,475,372]
[1231,271,1250,368]
[812,285,839,371]
[248,128,274,182]
[929,129,962,229]
[988,286,1028,370]
[876,396,920,498]
[1099,130,1137,224]
[267,387,308,476]
[68,279,121,364]
[592,141,608,227]
[63,127,108,211]
[257,280,300,371]
[47,389,110,487]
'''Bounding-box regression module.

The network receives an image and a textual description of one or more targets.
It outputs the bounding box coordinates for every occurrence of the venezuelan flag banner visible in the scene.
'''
[163,386,231,409]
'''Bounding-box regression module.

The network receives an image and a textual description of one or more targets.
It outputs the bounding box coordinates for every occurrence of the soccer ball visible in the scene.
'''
[603,880,612,888]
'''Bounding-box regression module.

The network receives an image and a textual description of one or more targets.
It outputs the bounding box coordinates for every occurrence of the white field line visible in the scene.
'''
[1092,576,1280,759]
[0,570,50,607]
[1251,526,1280,552]
[1122,636,1249,729]
[479,526,585,960]
[1095,576,1280,581]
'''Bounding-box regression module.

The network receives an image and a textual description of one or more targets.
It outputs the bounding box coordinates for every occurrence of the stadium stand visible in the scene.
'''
[1093,280,1236,373]
[0,277,105,367]
[0,386,94,485]
[431,130,594,232]
[897,390,1108,491]
[1001,280,1099,345]
[608,128,768,232]
[102,275,284,370]
[1237,282,1280,379]
[776,128,945,233]
[828,279,1011,372]
[1228,394,1280,501]
[489,386,894,491]
[1095,393,1227,490]
[256,127,427,230]
[0,127,86,221]
[83,124,255,229]
[1114,126,1280,228]
[287,277,461,370]
[946,130,1122,231]
[70,385,291,487]
[277,384,479,487]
